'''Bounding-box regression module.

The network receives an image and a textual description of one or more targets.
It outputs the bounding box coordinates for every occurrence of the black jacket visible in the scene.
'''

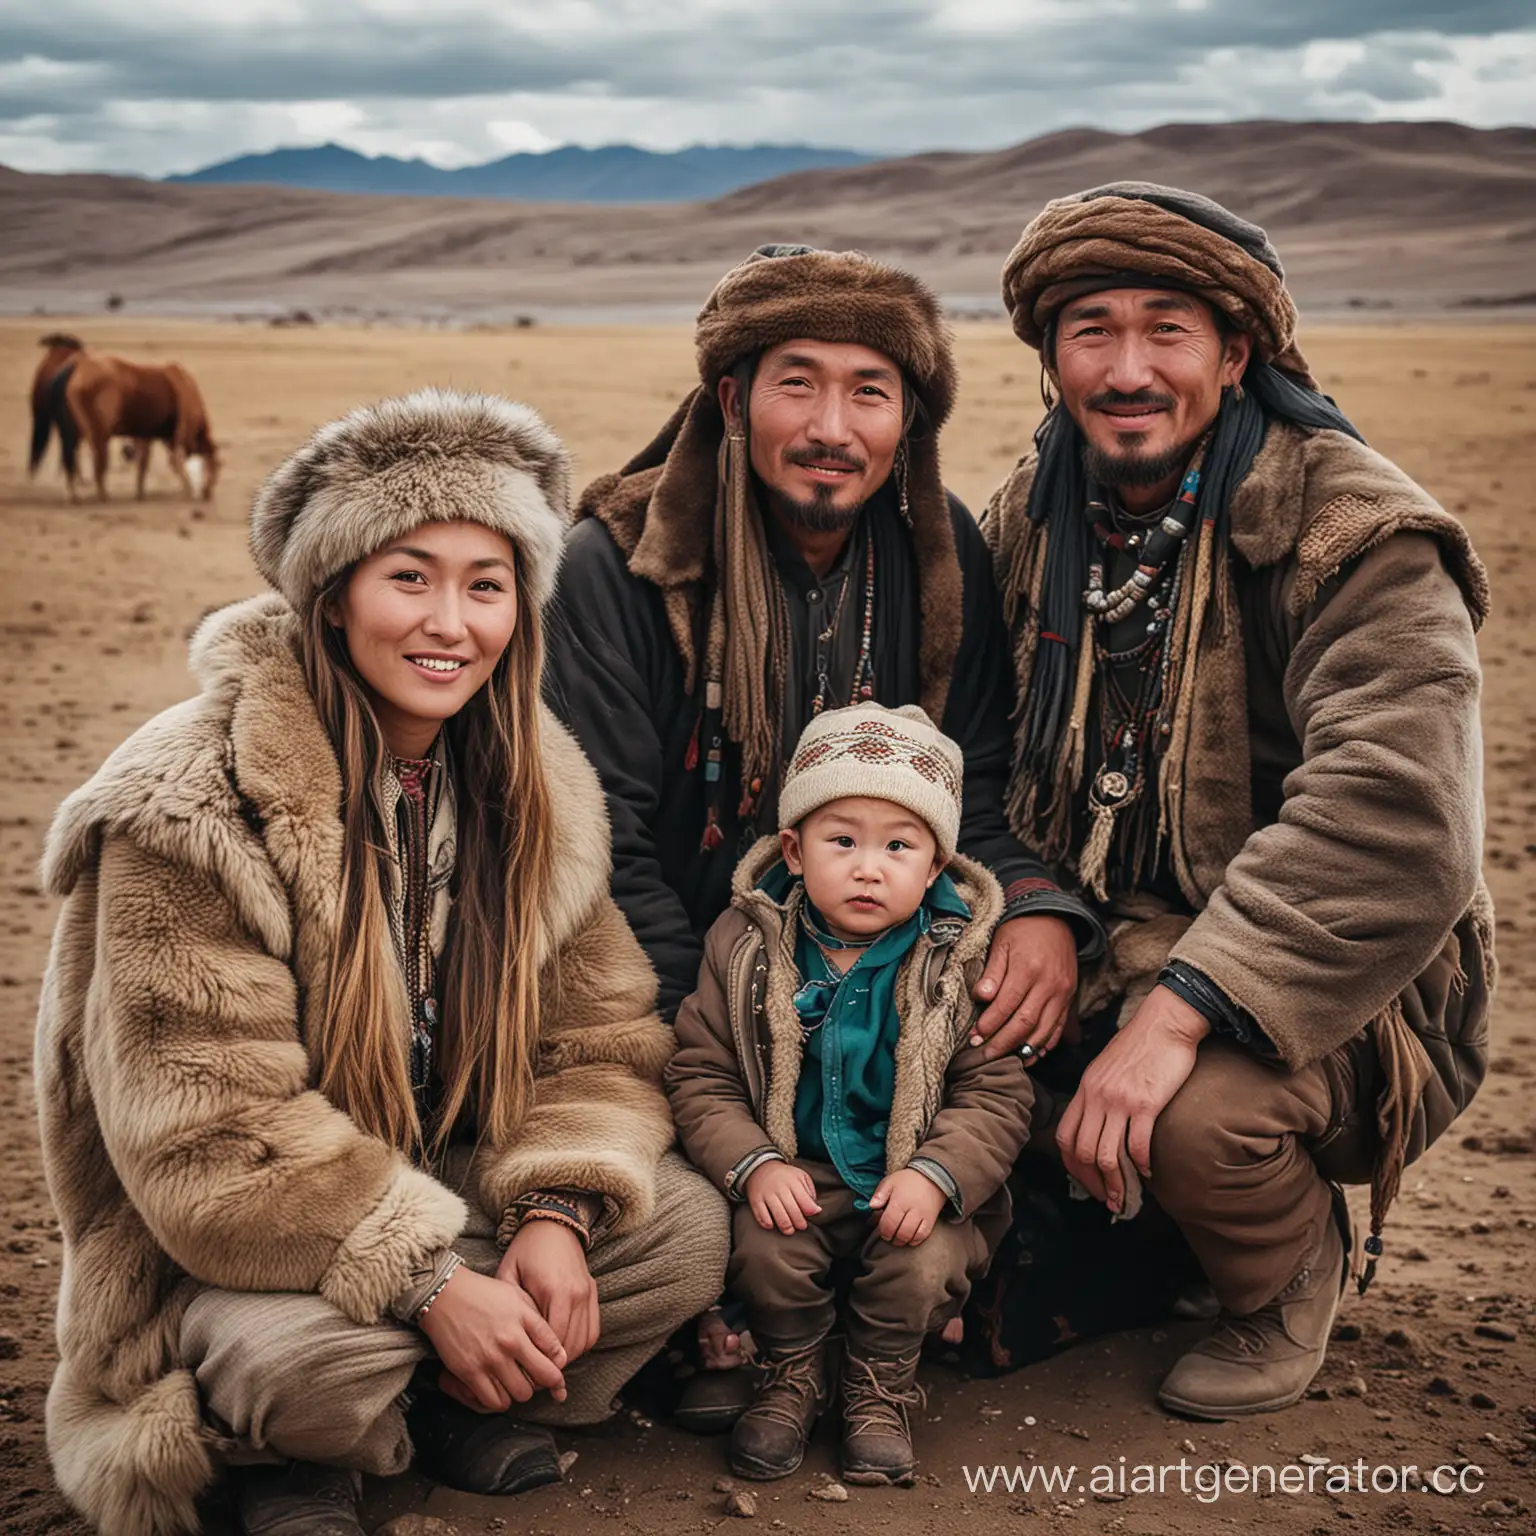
[546,491,1101,1019]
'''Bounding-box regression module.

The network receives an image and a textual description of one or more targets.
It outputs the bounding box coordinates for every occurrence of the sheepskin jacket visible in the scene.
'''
[34,594,676,1536]
[665,837,1030,1242]
[984,421,1495,1159]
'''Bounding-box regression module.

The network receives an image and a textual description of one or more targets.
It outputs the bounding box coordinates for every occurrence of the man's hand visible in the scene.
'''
[971,914,1079,1061]
[1056,984,1211,1214]
[745,1161,822,1234]
[497,1219,601,1366]
[868,1168,947,1246]
[415,1266,568,1413]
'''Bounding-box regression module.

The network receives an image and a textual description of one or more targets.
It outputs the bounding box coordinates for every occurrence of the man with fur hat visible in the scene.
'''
[667,702,1032,1486]
[978,183,1494,1419]
[548,245,1102,1043]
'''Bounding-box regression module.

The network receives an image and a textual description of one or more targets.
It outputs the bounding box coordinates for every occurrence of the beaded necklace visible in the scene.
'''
[1077,445,1207,891]
[810,534,877,717]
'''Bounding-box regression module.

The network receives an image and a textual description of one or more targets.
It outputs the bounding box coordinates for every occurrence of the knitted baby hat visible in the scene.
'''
[778,702,963,861]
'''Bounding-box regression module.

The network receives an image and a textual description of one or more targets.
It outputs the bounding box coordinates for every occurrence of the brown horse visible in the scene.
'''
[28,333,85,478]
[37,345,220,502]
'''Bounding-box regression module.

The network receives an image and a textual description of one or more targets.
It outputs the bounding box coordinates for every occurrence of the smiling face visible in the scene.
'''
[718,338,906,534]
[328,519,519,758]
[1051,288,1251,496]
[781,796,942,943]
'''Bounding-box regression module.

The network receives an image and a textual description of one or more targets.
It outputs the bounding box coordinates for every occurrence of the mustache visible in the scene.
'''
[783,443,867,472]
[1085,388,1177,414]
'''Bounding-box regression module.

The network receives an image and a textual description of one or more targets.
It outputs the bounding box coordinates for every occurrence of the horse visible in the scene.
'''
[28,333,85,478]
[37,345,220,502]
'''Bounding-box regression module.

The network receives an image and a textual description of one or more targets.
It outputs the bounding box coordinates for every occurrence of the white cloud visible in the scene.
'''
[0,1,1530,176]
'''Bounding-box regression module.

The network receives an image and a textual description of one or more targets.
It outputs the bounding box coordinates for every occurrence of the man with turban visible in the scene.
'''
[547,245,1102,1423]
[978,184,1494,1419]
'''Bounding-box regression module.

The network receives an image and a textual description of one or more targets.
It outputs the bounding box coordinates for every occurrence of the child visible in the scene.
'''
[666,703,1033,1486]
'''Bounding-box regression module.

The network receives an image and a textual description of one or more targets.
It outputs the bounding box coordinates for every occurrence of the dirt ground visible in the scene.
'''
[0,316,1532,1535]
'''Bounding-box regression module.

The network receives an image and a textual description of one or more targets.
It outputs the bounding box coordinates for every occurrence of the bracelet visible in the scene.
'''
[412,1251,463,1324]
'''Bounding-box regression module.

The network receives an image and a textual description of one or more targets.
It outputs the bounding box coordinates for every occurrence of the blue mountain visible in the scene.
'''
[166,141,874,202]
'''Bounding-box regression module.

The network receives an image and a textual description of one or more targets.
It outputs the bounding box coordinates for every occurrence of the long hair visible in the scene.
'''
[299,557,555,1159]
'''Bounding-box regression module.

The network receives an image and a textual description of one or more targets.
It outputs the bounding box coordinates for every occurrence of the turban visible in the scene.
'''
[1001,182,1316,388]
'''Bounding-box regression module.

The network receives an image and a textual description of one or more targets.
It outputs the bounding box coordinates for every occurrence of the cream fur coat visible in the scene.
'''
[34,593,675,1536]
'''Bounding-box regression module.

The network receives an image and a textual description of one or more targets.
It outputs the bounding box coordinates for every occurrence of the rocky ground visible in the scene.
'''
[0,317,1531,1534]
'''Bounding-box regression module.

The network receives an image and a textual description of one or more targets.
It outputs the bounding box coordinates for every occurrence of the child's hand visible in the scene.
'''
[868,1169,946,1246]
[744,1161,822,1233]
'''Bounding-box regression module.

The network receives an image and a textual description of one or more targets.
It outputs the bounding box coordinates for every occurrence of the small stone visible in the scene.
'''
[807,1483,848,1502]
[1373,1411,1393,1422]
[1300,1454,1330,1467]
[1024,1415,1037,1426]
[0,1335,19,1362]
[1475,1498,1524,1518]
[1180,1438,1197,1454]
[1426,1376,1457,1396]
[1343,1376,1369,1398]
[374,1518,458,1536]
[1332,1322,1362,1342]
[726,1490,758,1518]
[1094,1491,1127,1503]
[1307,1386,1333,1401]
[1470,1221,1493,1235]
[1384,1327,1423,1352]
[1475,1322,1517,1343]
[714,1478,739,1494]
[1470,1392,1498,1410]
[558,1450,579,1475]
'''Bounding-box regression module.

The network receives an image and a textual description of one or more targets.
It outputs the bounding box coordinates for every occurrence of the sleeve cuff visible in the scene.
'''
[498,1188,604,1251]
[907,1156,964,1218]
[1157,962,1281,1062]
[1001,879,1106,961]
[724,1146,786,1201]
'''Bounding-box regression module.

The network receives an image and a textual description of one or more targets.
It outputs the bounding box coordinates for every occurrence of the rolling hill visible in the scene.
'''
[3,120,1532,319]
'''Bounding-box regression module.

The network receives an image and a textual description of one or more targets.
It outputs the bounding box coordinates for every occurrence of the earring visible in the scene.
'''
[1039,360,1056,411]
[1232,380,1245,404]
[895,439,912,526]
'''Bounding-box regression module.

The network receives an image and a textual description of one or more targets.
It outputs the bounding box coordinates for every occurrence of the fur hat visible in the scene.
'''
[778,702,963,862]
[250,388,573,612]
[695,244,957,427]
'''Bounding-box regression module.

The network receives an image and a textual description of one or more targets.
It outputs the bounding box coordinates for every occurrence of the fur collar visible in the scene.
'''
[42,593,612,969]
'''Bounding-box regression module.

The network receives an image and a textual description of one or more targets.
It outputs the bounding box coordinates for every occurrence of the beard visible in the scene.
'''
[1079,387,1202,489]
[1082,435,1198,489]
[765,481,866,534]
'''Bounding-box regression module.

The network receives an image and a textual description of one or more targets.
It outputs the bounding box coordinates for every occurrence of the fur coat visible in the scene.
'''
[34,594,676,1536]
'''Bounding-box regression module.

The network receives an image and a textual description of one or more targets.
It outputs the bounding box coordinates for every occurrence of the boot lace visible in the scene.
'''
[842,1352,927,1438]
[749,1340,826,1431]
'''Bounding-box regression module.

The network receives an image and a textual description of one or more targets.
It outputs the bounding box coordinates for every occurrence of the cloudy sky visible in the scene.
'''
[3,0,1533,177]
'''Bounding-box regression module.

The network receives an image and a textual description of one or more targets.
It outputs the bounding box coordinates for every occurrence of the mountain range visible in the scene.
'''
[167,142,873,202]
[4,121,1533,317]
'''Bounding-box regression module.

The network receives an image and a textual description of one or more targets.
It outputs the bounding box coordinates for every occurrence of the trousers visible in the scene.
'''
[179,1152,728,1474]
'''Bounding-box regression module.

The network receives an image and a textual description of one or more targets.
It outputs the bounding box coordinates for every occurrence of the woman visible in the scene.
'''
[35,390,729,1536]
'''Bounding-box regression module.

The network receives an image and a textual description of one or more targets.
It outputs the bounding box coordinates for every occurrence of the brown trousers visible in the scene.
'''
[1147,1036,1380,1315]
[727,1159,992,1357]
[179,1152,728,1475]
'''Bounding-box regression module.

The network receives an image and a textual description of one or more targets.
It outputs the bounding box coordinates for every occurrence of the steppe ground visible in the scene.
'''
[0,317,1532,1535]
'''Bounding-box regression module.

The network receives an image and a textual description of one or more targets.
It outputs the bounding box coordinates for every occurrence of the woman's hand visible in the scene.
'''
[416,1266,568,1413]
[498,1220,601,1366]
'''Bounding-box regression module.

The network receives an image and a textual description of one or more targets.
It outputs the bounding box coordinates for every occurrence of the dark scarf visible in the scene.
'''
[1012,362,1364,883]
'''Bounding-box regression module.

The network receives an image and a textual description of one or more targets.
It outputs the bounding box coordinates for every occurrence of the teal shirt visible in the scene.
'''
[780,871,972,1207]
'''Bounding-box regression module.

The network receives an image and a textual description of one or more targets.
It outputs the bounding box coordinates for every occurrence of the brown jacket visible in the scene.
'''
[35,595,677,1536]
[984,422,1494,1165]
[665,837,1031,1237]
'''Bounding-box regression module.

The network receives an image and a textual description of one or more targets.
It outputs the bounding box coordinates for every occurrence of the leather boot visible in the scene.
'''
[1157,1201,1349,1420]
[728,1338,827,1481]
[406,1392,563,1496]
[229,1462,365,1536]
[675,1365,757,1434]
[839,1347,926,1487]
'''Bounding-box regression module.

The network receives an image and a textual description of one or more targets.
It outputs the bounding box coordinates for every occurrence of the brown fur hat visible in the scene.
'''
[696,245,957,426]
[250,388,572,612]
[1002,182,1315,386]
